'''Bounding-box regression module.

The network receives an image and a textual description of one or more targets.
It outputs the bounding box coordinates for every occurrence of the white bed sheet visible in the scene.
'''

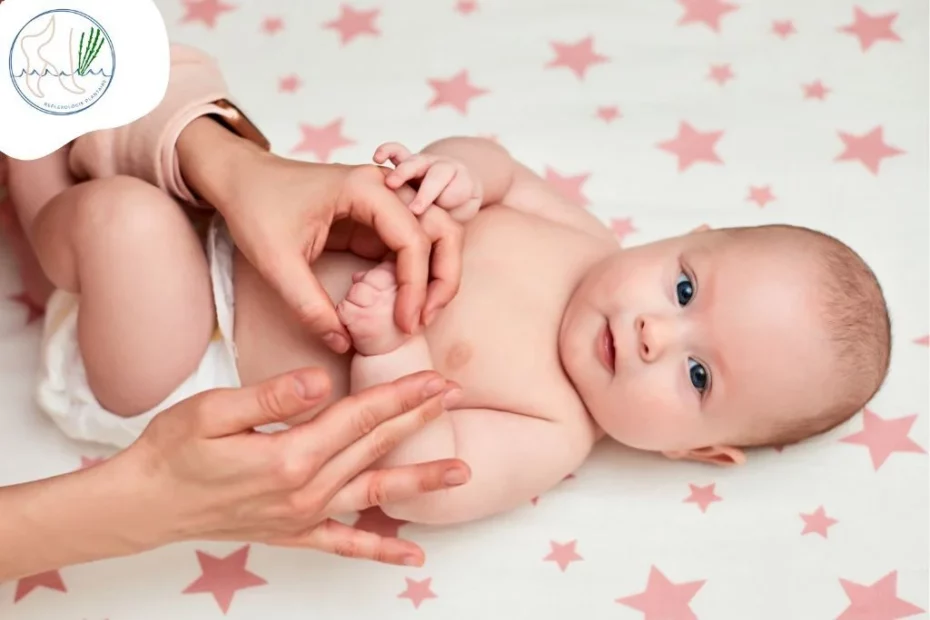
[1,0,927,618]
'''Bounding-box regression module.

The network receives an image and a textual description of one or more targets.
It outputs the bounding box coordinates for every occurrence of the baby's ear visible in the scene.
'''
[663,446,746,466]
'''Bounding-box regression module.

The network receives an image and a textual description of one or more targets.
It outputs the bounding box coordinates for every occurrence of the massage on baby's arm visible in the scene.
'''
[13,133,892,526]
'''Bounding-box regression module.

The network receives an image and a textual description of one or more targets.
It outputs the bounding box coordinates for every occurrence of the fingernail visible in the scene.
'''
[322,332,349,353]
[295,374,325,399]
[422,307,435,327]
[442,388,464,409]
[443,468,468,486]
[403,554,423,567]
[423,377,447,398]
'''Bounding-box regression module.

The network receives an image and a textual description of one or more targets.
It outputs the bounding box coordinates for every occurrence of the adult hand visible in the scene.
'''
[127,366,469,566]
[177,120,464,354]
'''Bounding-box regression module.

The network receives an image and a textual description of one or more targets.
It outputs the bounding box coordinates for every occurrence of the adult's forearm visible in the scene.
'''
[0,453,165,581]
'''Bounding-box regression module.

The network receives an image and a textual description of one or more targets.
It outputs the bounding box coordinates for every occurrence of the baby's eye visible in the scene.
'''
[676,272,694,306]
[688,358,709,393]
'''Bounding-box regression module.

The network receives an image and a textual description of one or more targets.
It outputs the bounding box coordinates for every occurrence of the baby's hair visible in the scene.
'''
[717,224,892,448]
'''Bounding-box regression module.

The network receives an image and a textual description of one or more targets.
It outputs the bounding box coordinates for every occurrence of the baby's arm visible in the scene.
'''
[337,264,593,525]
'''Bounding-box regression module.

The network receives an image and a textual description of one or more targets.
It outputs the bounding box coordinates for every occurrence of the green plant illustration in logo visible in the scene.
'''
[76,27,104,76]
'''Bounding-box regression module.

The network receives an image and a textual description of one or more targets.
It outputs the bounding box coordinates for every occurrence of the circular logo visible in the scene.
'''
[9,9,115,116]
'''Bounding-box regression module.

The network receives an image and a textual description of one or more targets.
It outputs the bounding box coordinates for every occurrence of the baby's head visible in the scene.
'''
[559,224,890,465]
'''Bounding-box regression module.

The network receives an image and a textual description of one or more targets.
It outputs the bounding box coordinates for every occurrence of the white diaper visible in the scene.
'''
[35,217,241,449]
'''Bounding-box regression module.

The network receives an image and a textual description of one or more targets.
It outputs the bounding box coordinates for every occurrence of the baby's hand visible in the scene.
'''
[373,142,482,223]
[336,261,409,356]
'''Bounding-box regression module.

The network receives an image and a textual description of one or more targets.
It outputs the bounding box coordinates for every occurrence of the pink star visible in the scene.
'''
[291,119,355,162]
[677,0,739,32]
[182,545,267,613]
[427,70,488,115]
[616,566,705,619]
[803,80,830,100]
[323,5,380,45]
[772,20,796,38]
[456,0,477,15]
[913,335,929,346]
[747,185,775,207]
[840,409,925,470]
[279,74,301,93]
[78,456,106,470]
[261,17,283,35]
[611,218,637,245]
[683,483,722,513]
[597,105,621,123]
[546,37,609,80]
[544,167,590,207]
[657,122,724,172]
[800,506,838,538]
[353,507,409,538]
[398,577,436,609]
[180,0,236,28]
[543,540,583,572]
[708,63,734,85]
[10,291,45,324]
[839,7,902,52]
[836,126,905,174]
[15,570,66,602]
[837,571,924,620]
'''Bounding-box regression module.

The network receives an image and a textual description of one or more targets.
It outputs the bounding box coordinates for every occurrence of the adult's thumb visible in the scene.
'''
[199,367,333,437]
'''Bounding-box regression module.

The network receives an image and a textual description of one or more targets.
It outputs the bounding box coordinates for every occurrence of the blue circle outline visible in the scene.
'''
[8,8,116,116]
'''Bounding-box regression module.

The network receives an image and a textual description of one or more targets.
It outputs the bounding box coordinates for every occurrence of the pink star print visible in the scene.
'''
[14,570,66,602]
[747,185,775,207]
[261,17,283,35]
[456,0,477,15]
[279,74,301,93]
[772,20,796,38]
[324,5,380,45]
[836,126,904,174]
[9,291,44,324]
[427,70,488,115]
[180,0,236,29]
[182,545,267,613]
[684,483,722,513]
[611,218,637,245]
[800,506,838,538]
[544,167,590,207]
[840,409,925,470]
[398,577,436,609]
[914,335,929,346]
[546,37,609,80]
[677,0,738,32]
[291,119,355,162]
[657,122,724,172]
[597,105,621,123]
[353,507,409,538]
[839,7,902,52]
[544,540,583,572]
[708,63,734,85]
[803,80,830,100]
[616,566,705,620]
[837,571,924,620]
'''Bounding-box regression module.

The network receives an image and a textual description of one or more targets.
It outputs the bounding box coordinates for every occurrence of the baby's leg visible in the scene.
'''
[29,177,215,416]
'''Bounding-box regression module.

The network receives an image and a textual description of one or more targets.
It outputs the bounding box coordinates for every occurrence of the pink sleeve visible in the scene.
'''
[67,44,251,204]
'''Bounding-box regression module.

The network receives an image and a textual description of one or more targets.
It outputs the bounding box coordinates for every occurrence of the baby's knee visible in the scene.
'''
[71,176,182,239]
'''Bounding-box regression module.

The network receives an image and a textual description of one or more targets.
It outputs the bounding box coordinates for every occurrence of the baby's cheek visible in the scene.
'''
[606,375,685,450]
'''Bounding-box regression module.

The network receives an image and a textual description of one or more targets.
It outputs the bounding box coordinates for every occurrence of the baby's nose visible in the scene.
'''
[635,314,673,362]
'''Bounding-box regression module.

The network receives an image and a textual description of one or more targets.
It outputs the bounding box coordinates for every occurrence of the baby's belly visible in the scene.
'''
[232,249,375,422]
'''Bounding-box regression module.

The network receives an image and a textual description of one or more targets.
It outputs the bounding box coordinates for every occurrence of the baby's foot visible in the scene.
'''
[336,261,408,356]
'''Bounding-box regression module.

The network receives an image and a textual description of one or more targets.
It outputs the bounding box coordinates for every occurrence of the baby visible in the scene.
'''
[19,136,891,526]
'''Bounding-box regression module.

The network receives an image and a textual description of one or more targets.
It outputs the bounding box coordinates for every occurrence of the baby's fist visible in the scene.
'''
[336,261,409,356]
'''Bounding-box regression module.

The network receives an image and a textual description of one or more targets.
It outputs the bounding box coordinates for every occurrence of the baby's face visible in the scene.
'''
[559,230,834,459]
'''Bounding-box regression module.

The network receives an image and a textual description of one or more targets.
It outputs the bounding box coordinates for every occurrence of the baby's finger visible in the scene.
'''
[372,142,412,167]
[417,207,464,324]
[385,155,433,190]
[410,163,456,215]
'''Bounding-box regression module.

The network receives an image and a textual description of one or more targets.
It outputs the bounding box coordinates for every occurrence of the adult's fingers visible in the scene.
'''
[417,207,464,325]
[324,458,470,516]
[287,519,424,567]
[197,367,333,438]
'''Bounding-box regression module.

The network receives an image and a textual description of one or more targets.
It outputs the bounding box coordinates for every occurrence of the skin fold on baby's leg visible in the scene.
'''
[23,176,216,416]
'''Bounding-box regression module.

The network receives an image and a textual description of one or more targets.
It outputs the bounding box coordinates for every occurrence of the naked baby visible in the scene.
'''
[19,137,891,526]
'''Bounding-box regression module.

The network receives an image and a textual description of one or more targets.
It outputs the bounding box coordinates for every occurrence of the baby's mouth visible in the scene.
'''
[598,320,616,374]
